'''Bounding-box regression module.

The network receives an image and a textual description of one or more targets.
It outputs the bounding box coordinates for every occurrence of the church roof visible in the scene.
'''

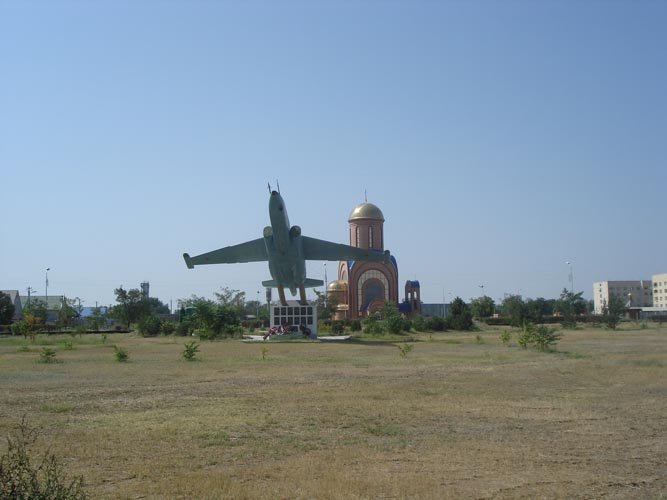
[348,202,384,222]
[327,280,348,292]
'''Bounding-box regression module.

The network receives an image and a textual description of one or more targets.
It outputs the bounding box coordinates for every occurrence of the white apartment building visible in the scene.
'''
[593,280,653,314]
[652,273,667,309]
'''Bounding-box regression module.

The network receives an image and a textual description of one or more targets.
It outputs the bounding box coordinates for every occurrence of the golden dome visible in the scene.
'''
[348,202,384,222]
[327,280,348,292]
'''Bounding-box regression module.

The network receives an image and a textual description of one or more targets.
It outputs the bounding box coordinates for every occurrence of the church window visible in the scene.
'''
[357,270,389,312]
[369,226,374,248]
[356,226,360,247]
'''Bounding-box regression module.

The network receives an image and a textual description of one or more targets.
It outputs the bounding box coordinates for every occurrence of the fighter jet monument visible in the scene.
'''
[183,187,391,305]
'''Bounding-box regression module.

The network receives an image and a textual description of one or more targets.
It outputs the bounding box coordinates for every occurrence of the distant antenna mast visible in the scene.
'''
[364,189,367,202]
[276,180,281,193]
[267,182,272,193]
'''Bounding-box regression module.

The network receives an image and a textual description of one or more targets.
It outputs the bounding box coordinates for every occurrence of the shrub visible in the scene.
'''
[182,341,200,361]
[446,297,474,331]
[331,320,345,334]
[412,315,427,332]
[0,418,87,499]
[362,315,383,335]
[397,343,413,358]
[176,322,191,336]
[350,320,361,332]
[532,325,561,351]
[475,334,484,344]
[138,315,161,337]
[62,340,74,351]
[160,321,176,336]
[499,330,511,346]
[39,348,58,364]
[516,322,535,350]
[426,316,447,332]
[113,345,128,362]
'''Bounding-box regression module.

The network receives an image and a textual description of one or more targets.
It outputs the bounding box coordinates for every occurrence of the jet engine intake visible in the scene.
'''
[289,225,301,238]
[263,226,273,238]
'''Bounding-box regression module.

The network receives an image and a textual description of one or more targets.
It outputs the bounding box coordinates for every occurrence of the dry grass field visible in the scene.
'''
[1,324,665,499]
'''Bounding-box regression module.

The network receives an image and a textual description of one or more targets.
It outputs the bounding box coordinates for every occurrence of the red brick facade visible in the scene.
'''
[329,202,399,319]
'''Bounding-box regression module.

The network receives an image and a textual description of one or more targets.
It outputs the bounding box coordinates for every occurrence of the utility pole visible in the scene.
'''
[324,263,328,308]
[566,261,574,294]
[45,268,50,312]
[26,286,35,306]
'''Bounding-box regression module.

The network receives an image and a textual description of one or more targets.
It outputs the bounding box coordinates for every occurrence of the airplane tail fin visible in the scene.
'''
[303,278,324,288]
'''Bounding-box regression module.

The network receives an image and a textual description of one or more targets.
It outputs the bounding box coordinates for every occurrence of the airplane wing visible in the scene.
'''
[301,236,390,263]
[184,238,267,268]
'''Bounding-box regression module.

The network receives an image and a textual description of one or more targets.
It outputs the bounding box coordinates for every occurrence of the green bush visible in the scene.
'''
[113,345,128,362]
[446,298,474,331]
[517,322,535,349]
[350,320,361,332]
[182,341,200,361]
[362,315,383,335]
[39,348,58,364]
[176,322,191,336]
[412,315,427,332]
[0,418,87,499]
[160,321,176,336]
[397,343,413,358]
[426,316,447,332]
[499,330,511,345]
[331,320,345,334]
[138,315,162,337]
[532,325,561,351]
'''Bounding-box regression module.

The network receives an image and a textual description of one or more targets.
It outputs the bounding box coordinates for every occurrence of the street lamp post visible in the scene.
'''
[45,268,50,311]
[566,261,574,293]
[256,291,260,320]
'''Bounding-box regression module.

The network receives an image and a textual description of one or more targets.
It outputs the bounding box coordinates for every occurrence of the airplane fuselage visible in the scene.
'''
[265,191,307,297]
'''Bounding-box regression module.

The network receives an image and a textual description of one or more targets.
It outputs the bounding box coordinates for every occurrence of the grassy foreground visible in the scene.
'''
[0,325,665,499]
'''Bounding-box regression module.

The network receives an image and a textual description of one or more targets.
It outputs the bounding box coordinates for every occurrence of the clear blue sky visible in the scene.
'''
[2,1,665,309]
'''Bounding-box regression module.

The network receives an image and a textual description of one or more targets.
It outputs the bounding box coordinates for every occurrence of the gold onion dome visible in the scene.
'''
[348,202,384,222]
[327,280,348,292]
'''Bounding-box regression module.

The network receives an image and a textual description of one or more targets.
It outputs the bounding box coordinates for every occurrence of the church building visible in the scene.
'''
[327,201,399,319]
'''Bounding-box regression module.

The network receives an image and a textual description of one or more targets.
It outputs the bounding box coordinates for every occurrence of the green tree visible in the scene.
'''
[412,314,427,332]
[0,292,15,324]
[313,289,337,320]
[180,295,240,339]
[501,295,527,326]
[554,288,587,328]
[215,287,245,310]
[524,297,555,323]
[146,297,170,315]
[86,307,106,332]
[602,294,626,329]
[110,287,150,328]
[362,314,383,335]
[470,295,495,319]
[22,299,48,325]
[382,301,404,334]
[426,316,447,332]
[57,297,82,329]
[446,297,473,331]
[138,315,162,337]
